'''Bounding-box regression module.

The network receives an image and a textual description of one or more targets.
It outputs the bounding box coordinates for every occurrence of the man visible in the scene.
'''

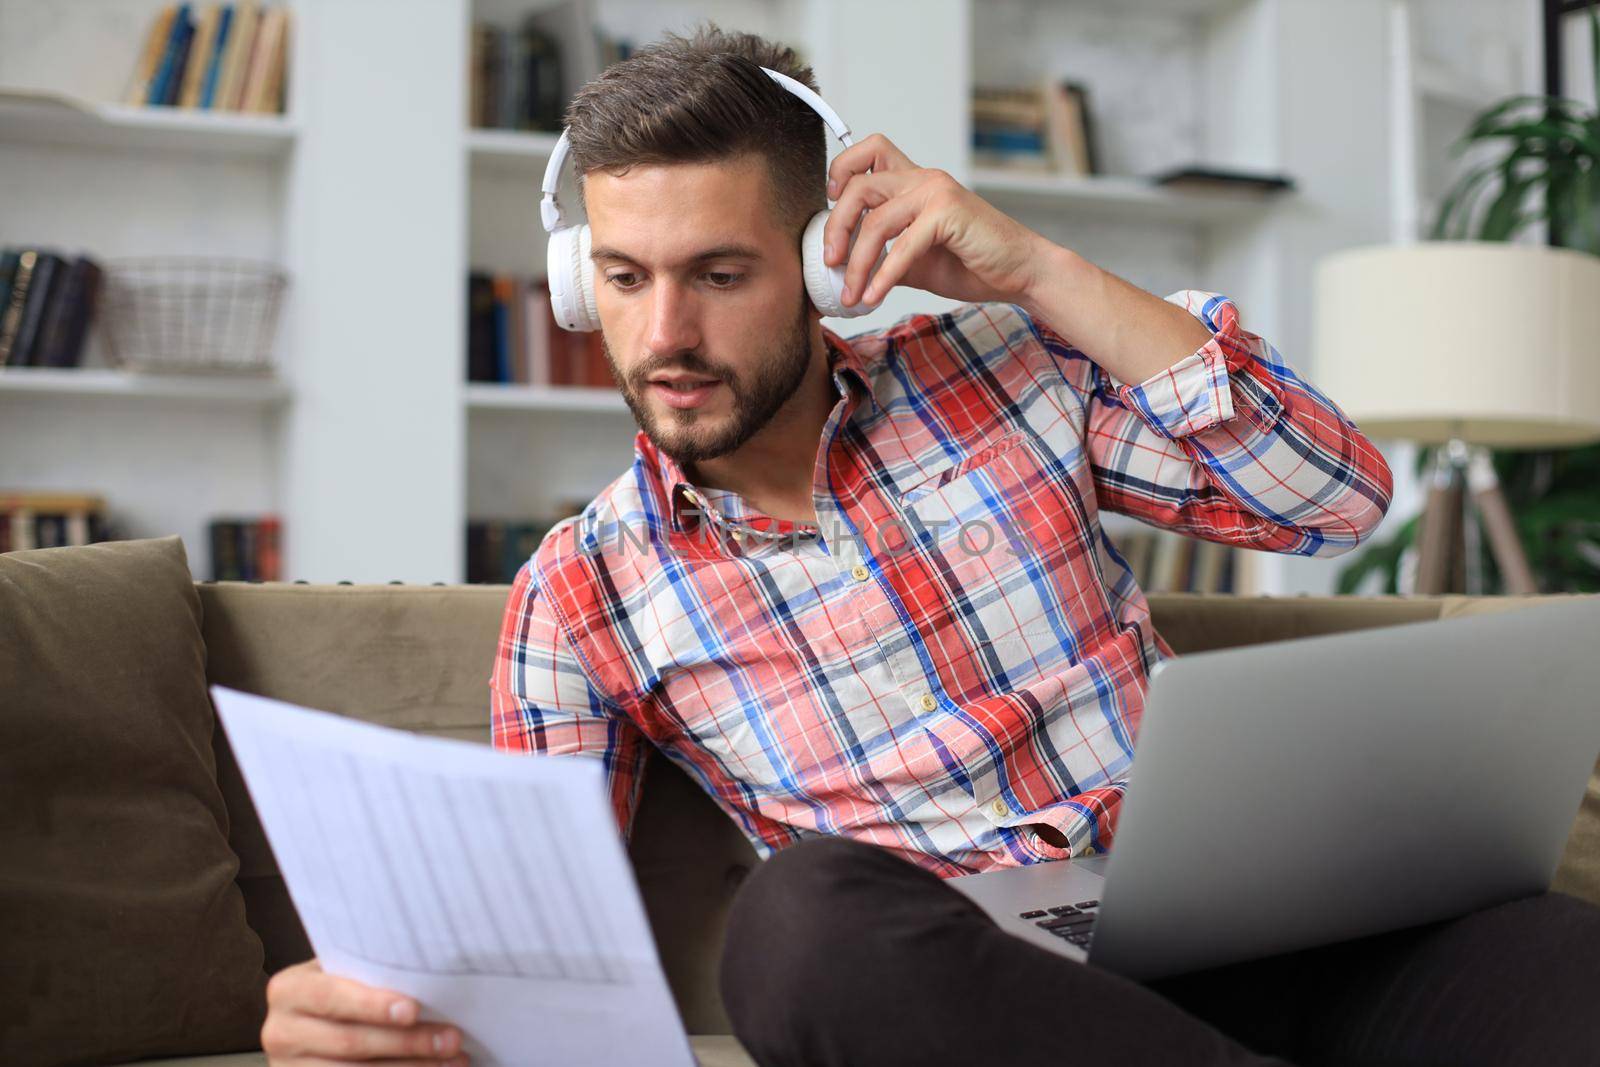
[260,27,1600,1067]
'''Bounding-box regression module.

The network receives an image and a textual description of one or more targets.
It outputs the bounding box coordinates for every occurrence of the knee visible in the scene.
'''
[720,836,890,988]
[717,836,938,1058]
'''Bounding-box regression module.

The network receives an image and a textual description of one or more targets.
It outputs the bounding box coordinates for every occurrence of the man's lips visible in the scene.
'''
[647,376,723,410]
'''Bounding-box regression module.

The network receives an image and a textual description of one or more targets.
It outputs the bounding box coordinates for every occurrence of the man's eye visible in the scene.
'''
[606,273,640,290]
[704,272,742,288]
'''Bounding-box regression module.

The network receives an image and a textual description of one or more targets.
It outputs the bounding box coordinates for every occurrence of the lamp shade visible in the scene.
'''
[1312,241,1600,448]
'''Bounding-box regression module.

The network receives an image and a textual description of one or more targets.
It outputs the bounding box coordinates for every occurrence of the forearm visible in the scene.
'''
[1018,241,1216,386]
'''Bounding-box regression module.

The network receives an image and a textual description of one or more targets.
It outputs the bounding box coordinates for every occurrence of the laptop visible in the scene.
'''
[949,596,1600,982]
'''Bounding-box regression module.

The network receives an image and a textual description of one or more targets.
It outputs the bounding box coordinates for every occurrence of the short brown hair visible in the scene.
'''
[564,25,827,237]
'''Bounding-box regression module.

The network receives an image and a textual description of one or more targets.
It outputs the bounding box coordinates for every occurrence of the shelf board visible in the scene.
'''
[971,168,1287,225]
[0,366,289,406]
[464,383,630,414]
[466,127,562,175]
[0,88,296,159]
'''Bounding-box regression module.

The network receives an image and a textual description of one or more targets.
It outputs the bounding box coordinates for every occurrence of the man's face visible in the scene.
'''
[584,154,816,464]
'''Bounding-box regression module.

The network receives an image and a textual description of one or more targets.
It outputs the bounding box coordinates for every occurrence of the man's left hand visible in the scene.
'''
[823,133,1054,310]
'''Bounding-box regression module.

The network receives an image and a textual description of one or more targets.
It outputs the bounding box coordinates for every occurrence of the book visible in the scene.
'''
[34,256,103,369]
[198,5,235,109]
[145,3,190,105]
[207,516,282,580]
[525,281,551,385]
[508,275,529,384]
[1148,166,1295,194]
[11,251,65,367]
[467,272,496,382]
[1192,540,1227,594]
[179,4,222,108]
[125,5,179,106]
[0,249,19,325]
[214,1,259,111]
[239,7,286,113]
[491,275,513,383]
[159,9,197,106]
[251,7,290,114]
[1043,81,1097,177]
[0,249,38,365]
[0,493,108,553]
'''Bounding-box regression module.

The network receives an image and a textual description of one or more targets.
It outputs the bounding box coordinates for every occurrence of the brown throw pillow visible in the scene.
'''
[0,535,267,1066]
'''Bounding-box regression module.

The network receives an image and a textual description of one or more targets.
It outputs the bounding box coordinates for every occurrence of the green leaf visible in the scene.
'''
[1480,162,1543,240]
[1335,513,1421,596]
[1592,4,1600,117]
[1466,120,1600,159]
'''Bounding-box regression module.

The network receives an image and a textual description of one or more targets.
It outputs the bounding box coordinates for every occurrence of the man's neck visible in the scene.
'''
[686,324,835,526]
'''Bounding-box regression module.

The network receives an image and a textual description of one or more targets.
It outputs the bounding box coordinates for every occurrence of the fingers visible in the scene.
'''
[825,132,914,198]
[861,213,940,306]
[840,195,919,307]
[262,1010,465,1062]
[822,169,919,268]
[268,960,419,1026]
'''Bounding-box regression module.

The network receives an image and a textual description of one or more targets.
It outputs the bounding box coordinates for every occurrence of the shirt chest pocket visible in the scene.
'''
[892,430,1113,687]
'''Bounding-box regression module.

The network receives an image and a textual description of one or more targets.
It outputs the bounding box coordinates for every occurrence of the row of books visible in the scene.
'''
[209,516,282,581]
[1,493,113,553]
[467,272,613,388]
[973,80,1100,176]
[0,250,102,369]
[469,17,566,131]
[124,2,290,113]
[466,520,556,585]
[1114,528,1244,595]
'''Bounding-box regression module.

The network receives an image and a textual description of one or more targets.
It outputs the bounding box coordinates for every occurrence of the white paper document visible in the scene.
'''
[211,685,697,1067]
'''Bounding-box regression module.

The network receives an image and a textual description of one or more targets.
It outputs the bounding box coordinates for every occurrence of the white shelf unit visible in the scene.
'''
[3,0,1540,590]
[0,0,305,579]
[464,382,627,413]
[0,365,290,406]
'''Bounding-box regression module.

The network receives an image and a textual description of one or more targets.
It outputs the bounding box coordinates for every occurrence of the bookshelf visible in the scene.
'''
[2,0,1539,590]
[464,382,628,413]
[0,365,289,406]
[971,168,1290,227]
[0,89,297,158]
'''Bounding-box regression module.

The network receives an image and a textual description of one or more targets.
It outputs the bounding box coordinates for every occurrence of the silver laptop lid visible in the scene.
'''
[1091,596,1600,981]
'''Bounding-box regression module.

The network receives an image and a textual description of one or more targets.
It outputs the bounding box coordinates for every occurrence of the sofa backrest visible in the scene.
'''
[199,584,1594,1036]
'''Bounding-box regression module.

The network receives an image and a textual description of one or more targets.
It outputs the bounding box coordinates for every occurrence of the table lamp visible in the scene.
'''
[1312,242,1600,595]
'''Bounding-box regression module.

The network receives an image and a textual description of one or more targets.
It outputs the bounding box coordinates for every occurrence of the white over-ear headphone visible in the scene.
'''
[539,66,885,332]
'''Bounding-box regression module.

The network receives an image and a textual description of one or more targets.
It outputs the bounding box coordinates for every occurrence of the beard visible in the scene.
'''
[604,291,814,465]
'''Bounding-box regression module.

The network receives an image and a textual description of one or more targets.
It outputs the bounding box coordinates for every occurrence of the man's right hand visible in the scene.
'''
[262,959,468,1066]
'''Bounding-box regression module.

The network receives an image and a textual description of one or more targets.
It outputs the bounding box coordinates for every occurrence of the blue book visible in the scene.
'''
[490,286,510,382]
[147,3,193,106]
[199,6,234,109]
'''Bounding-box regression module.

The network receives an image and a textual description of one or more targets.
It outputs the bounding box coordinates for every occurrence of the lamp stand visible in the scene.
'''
[1414,438,1539,595]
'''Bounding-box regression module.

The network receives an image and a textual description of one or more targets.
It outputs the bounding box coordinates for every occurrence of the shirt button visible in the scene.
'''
[990,798,1009,818]
[850,564,870,582]
[1082,845,1097,857]
[918,693,937,712]
[731,529,745,542]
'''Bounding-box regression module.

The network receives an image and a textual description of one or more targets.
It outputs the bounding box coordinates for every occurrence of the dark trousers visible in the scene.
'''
[719,836,1600,1066]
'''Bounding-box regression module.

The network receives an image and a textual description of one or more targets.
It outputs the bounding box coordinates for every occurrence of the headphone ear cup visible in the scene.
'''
[546,224,600,332]
[802,210,885,320]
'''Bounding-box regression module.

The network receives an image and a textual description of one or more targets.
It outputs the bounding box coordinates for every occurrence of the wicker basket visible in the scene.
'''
[99,257,287,375]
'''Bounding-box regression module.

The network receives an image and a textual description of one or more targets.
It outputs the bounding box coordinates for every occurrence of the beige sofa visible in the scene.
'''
[143,583,1599,1067]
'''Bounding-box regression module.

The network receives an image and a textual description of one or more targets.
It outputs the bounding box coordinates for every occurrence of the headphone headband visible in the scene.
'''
[540,66,853,235]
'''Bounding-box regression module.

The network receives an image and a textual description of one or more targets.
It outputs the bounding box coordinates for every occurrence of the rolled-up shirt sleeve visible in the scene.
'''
[1039,290,1394,557]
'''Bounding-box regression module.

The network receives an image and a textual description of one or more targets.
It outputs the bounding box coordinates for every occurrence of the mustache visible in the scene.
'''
[630,351,733,385]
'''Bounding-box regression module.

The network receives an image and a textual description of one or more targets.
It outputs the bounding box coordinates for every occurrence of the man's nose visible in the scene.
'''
[644,279,701,357]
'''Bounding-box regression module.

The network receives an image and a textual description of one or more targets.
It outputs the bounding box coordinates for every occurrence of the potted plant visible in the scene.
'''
[1336,7,1600,595]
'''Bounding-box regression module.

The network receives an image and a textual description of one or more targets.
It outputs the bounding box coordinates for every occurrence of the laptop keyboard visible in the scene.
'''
[1017,899,1100,949]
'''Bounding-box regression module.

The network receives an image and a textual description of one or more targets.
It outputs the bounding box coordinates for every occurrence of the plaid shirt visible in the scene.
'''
[491,295,1393,877]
